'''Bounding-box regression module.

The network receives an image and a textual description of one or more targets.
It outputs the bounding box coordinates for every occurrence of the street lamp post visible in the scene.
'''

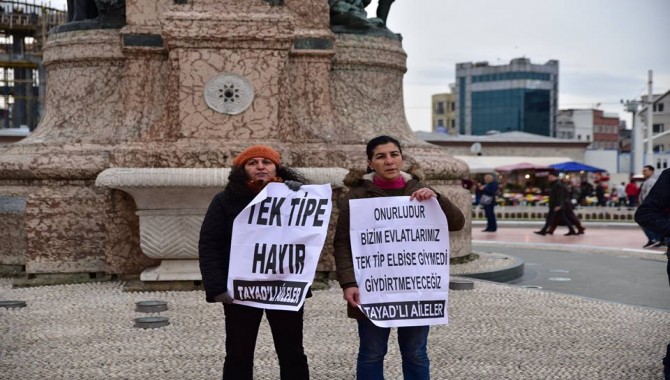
[622,99,641,175]
[645,70,654,170]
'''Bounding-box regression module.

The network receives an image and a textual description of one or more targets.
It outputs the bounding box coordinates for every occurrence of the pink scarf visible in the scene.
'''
[373,175,406,190]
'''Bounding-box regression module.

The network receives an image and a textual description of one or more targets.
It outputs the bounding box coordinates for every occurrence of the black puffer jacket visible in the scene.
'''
[548,179,566,209]
[635,168,670,245]
[198,181,256,303]
[198,168,309,303]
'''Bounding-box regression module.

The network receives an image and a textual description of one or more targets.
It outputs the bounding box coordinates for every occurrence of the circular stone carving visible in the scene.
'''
[204,73,255,115]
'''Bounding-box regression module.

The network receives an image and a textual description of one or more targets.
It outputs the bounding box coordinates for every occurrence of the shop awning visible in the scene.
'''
[454,155,572,174]
[549,161,606,172]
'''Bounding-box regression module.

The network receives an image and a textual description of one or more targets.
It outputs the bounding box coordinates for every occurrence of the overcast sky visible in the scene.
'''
[48,0,669,132]
[377,0,670,131]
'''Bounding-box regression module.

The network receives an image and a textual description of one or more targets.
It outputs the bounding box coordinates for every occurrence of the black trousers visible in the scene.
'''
[222,303,309,380]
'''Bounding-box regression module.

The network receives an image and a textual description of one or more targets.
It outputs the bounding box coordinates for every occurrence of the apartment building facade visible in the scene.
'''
[557,109,619,150]
[431,91,456,134]
[455,58,559,136]
[639,90,670,153]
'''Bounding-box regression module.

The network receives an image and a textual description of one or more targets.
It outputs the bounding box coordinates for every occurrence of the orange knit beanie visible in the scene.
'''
[233,145,281,167]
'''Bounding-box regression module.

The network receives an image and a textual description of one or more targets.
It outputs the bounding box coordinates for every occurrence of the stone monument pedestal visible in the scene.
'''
[0,0,470,284]
[95,167,348,282]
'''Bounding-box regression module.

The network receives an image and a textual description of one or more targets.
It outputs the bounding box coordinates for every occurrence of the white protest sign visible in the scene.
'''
[349,196,450,328]
[227,182,332,311]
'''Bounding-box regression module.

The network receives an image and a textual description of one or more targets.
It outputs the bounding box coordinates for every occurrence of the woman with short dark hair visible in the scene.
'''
[334,135,465,379]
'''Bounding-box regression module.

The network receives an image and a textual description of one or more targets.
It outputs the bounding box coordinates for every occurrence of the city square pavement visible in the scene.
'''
[1,222,669,379]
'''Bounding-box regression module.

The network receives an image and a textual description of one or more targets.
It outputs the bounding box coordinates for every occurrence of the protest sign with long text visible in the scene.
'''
[350,196,450,327]
[227,183,332,311]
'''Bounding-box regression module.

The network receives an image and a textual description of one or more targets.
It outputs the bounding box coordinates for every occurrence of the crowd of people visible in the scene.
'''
[463,166,668,247]
[464,173,648,209]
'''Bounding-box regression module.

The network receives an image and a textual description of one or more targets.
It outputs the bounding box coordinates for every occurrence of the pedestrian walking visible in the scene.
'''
[198,145,310,380]
[615,182,627,208]
[638,165,663,248]
[595,181,607,207]
[634,167,670,379]
[578,180,593,206]
[333,135,465,379]
[562,185,585,235]
[625,180,639,207]
[535,172,579,236]
[478,173,498,232]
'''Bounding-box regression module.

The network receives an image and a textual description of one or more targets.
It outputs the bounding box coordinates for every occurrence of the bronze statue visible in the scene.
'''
[376,0,395,25]
[55,0,125,33]
[329,0,397,37]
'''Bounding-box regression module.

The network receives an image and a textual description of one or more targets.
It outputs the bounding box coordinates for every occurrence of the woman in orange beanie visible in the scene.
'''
[199,145,310,380]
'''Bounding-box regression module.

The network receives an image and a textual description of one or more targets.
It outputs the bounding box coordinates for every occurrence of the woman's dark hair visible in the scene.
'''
[366,135,402,160]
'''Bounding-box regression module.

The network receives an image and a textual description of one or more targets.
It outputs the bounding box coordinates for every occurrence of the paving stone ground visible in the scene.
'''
[1,275,668,380]
[1,221,668,379]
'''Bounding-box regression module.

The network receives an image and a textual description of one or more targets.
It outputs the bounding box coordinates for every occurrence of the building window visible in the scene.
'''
[437,119,444,127]
[654,103,665,112]
[436,101,445,114]
[653,124,664,133]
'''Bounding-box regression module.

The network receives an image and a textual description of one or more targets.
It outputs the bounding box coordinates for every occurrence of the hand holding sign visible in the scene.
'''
[343,287,361,308]
[409,187,437,201]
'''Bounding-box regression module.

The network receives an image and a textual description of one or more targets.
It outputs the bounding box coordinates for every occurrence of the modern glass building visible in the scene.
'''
[455,58,558,136]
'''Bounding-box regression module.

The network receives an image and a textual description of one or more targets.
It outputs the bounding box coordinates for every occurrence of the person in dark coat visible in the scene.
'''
[579,180,593,206]
[553,178,585,234]
[634,167,670,379]
[334,135,465,380]
[198,145,310,380]
[595,181,607,206]
[535,172,578,236]
[478,173,498,232]
[638,165,662,248]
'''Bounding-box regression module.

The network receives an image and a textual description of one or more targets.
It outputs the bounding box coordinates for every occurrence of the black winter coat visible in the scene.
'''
[199,168,309,303]
[198,183,255,303]
[635,168,670,243]
[548,180,565,209]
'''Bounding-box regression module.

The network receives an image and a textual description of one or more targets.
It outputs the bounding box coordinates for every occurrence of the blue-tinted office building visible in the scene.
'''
[455,58,558,136]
